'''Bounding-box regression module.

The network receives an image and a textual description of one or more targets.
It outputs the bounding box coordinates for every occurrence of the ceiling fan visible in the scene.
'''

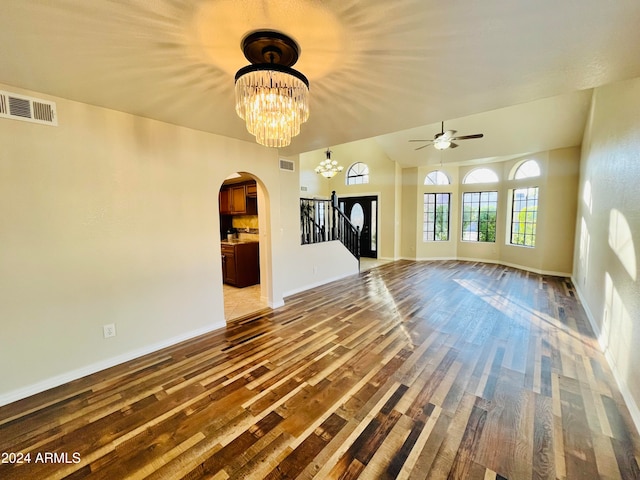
[410,121,484,150]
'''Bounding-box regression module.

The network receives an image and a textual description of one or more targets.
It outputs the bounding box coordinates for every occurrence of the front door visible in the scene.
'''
[339,196,378,258]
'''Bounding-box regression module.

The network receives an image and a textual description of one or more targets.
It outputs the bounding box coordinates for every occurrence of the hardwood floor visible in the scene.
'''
[1,260,639,479]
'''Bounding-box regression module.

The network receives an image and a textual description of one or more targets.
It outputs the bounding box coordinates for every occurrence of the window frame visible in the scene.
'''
[423,193,451,242]
[511,159,541,180]
[424,170,451,186]
[346,162,370,185]
[461,191,498,243]
[509,186,539,247]
[463,168,499,184]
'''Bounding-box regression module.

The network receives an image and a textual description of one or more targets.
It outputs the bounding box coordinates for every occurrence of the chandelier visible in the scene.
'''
[235,31,309,148]
[315,149,343,178]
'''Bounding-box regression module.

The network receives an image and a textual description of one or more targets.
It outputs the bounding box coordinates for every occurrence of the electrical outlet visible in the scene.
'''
[103,323,116,338]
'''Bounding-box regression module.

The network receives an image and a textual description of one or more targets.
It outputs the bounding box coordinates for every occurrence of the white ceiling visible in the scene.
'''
[1,1,640,167]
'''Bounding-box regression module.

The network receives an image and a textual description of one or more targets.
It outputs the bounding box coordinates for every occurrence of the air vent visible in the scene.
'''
[279,159,295,172]
[0,90,57,126]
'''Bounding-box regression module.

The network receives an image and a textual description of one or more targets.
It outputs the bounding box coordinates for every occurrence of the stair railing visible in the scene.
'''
[300,197,331,245]
[331,191,360,260]
[300,191,360,262]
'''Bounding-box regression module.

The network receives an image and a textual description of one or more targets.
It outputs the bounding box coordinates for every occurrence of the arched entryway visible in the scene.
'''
[218,171,271,321]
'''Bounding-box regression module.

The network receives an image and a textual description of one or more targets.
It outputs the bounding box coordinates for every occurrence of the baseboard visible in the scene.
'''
[283,271,357,299]
[269,299,285,309]
[405,255,572,277]
[455,256,571,277]
[373,255,573,278]
[572,279,640,436]
[413,256,457,262]
[0,320,226,407]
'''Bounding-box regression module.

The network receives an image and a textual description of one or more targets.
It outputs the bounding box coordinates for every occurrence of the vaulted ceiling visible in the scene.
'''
[1,1,640,167]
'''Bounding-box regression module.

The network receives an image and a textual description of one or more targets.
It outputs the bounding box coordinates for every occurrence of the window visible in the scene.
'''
[513,160,540,179]
[462,191,498,242]
[423,193,450,241]
[424,170,450,185]
[346,162,369,185]
[463,168,499,184]
[510,187,538,247]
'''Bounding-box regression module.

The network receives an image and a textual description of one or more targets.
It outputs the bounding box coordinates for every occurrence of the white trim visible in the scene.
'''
[413,256,457,261]
[269,299,285,309]
[411,255,571,277]
[336,191,381,199]
[458,256,571,277]
[283,271,356,299]
[0,321,226,407]
[572,279,640,437]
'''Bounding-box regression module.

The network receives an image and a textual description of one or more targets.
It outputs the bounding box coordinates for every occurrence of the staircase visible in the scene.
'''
[300,191,361,261]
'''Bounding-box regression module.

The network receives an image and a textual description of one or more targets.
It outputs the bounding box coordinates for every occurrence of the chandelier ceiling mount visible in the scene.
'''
[240,30,300,66]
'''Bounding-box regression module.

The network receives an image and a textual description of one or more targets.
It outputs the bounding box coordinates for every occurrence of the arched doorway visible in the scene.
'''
[218,172,270,321]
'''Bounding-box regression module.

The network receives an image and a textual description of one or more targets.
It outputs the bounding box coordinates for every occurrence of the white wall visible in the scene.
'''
[401,149,580,276]
[300,140,400,260]
[273,154,359,299]
[0,84,356,405]
[573,77,640,432]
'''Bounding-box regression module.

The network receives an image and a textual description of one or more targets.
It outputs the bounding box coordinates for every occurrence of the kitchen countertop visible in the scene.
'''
[220,239,259,245]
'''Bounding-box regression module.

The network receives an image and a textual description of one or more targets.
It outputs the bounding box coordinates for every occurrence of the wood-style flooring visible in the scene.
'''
[1,260,639,479]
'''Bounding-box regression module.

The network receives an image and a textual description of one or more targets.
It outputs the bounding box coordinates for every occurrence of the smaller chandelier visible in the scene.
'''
[235,31,309,148]
[315,149,343,178]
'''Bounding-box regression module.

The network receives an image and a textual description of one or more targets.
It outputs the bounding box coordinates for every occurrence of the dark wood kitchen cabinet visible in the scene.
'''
[219,188,231,214]
[218,182,257,215]
[229,185,247,214]
[221,242,259,287]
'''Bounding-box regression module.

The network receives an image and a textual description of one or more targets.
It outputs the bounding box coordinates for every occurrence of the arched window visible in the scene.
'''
[424,170,450,185]
[346,162,369,185]
[463,168,498,184]
[513,159,540,179]
[508,160,540,247]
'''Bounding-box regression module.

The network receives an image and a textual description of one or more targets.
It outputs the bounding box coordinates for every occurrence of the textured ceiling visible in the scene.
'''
[1,1,640,166]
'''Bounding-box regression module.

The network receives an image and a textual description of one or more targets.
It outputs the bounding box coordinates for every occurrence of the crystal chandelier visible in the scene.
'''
[315,149,343,178]
[235,31,309,148]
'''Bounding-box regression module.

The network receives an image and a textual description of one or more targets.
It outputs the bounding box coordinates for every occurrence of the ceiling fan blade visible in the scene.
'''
[409,139,432,142]
[449,142,459,149]
[451,133,484,140]
[414,144,431,151]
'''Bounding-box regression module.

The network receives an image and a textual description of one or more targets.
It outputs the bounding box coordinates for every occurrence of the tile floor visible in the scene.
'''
[359,257,392,271]
[223,283,268,321]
